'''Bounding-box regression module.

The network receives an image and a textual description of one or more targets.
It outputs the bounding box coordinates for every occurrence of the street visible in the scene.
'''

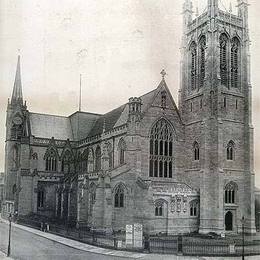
[1,220,260,260]
[0,221,133,260]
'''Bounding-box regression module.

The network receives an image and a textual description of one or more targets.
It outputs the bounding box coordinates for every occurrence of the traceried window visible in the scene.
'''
[193,142,200,161]
[44,148,58,172]
[220,34,229,87]
[61,150,73,174]
[118,138,126,165]
[149,119,174,178]
[225,182,237,204]
[95,146,101,171]
[190,41,197,90]
[227,141,235,161]
[199,36,206,88]
[231,37,240,88]
[155,201,164,217]
[114,184,124,208]
[190,200,199,217]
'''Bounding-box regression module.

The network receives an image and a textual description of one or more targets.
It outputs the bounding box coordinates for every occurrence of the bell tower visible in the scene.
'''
[179,0,255,234]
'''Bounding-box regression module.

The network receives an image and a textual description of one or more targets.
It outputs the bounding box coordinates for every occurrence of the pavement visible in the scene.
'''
[0,217,260,260]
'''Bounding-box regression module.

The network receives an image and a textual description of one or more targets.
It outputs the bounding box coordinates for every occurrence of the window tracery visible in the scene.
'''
[225,182,237,204]
[118,139,126,165]
[114,184,124,208]
[95,146,101,171]
[44,148,58,172]
[149,119,174,178]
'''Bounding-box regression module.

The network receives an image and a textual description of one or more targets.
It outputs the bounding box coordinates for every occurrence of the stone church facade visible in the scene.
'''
[3,0,256,235]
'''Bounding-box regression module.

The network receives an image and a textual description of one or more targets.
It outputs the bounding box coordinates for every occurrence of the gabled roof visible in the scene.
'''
[87,105,126,137]
[29,113,73,140]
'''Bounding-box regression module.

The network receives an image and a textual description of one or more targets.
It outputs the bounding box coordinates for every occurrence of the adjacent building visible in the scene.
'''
[2,0,257,234]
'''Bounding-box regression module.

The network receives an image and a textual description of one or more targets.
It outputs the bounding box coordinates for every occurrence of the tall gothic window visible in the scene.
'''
[193,142,200,161]
[220,34,228,87]
[199,36,206,88]
[44,148,58,172]
[149,119,174,178]
[81,149,88,172]
[61,150,73,174]
[107,143,113,169]
[227,141,235,161]
[190,42,197,90]
[225,182,237,204]
[114,184,124,208]
[231,37,240,88]
[118,138,126,165]
[95,146,101,171]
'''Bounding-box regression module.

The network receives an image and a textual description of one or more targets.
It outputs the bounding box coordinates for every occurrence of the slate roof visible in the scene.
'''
[28,80,169,141]
[29,113,73,140]
[87,105,126,137]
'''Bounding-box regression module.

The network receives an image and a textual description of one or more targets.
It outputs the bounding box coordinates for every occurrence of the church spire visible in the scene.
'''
[208,0,219,17]
[11,55,23,105]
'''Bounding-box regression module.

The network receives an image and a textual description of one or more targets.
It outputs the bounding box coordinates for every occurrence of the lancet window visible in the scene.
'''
[220,34,228,87]
[190,42,197,90]
[231,37,240,88]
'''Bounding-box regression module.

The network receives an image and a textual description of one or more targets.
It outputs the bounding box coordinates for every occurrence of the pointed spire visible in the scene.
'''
[208,0,219,17]
[11,55,23,105]
[229,2,233,13]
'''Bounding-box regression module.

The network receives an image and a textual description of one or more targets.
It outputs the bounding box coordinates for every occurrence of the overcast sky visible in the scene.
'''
[0,0,260,187]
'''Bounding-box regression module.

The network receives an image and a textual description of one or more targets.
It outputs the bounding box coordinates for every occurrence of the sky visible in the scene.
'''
[0,0,260,187]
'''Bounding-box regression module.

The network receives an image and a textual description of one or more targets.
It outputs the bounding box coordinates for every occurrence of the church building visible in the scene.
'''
[3,0,256,234]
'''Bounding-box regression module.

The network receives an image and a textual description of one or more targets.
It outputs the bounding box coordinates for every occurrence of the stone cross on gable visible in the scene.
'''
[160,69,166,79]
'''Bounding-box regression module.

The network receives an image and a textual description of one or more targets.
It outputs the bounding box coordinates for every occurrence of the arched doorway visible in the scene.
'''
[225,211,233,231]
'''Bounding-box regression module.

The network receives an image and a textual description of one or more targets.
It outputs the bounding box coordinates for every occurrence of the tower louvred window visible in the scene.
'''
[199,36,206,88]
[231,37,240,88]
[149,119,174,178]
[220,34,228,87]
[190,42,197,90]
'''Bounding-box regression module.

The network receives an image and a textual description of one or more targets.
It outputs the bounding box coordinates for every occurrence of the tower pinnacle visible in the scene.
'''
[11,55,23,105]
[208,0,219,17]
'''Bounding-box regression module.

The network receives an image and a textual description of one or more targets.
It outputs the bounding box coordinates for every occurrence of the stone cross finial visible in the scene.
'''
[160,69,166,79]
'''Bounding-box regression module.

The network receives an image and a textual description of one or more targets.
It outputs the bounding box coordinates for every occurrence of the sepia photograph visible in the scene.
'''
[0,0,260,259]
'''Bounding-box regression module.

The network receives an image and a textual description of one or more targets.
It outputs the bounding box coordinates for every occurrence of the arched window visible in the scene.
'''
[161,90,167,109]
[227,141,235,161]
[61,150,73,174]
[149,119,174,178]
[107,143,113,169]
[193,142,200,161]
[231,37,240,89]
[220,34,229,87]
[114,185,124,208]
[118,138,126,165]
[199,36,206,88]
[190,41,197,90]
[95,146,101,171]
[44,148,58,172]
[88,149,94,173]
[155,201,164,217]
[190,200,199,217]
[225,182,238,204]
[81,149,88,172]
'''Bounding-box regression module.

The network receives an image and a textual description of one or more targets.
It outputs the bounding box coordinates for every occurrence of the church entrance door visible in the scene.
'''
[225,211,233,231]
